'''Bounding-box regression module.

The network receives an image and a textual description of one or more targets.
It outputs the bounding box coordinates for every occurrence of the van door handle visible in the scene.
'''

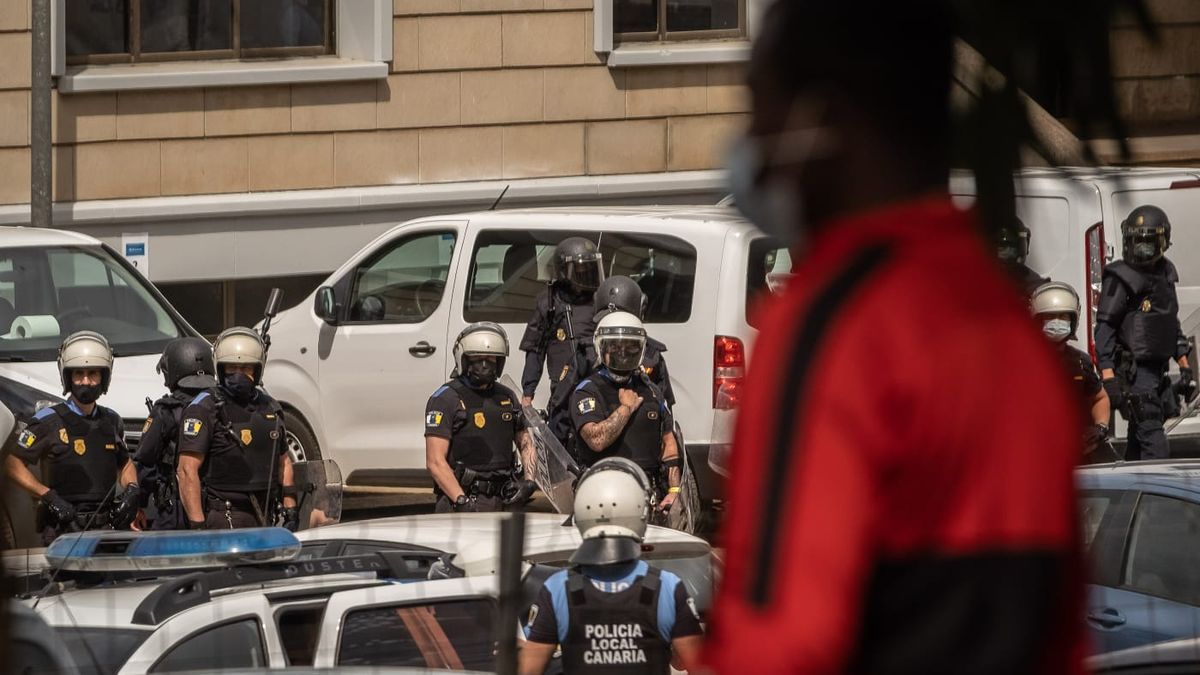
[1086,608,1126,629]
[409,341,436,357]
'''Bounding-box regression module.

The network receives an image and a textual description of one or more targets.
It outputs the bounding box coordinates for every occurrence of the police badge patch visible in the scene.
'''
[474,412,487,429]
[556,328,567,341]
[1141,298,1153,312]
[73,439,86,456]
[426,411,444,428]
[240,429,253,445]
[578,397,597,414]
[183,418,203,437]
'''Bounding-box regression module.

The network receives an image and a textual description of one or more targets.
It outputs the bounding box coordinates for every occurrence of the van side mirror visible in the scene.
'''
[315,286,339,325]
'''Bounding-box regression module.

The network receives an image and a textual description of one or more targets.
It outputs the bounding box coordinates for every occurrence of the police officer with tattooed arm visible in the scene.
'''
[1096,206,1196,460]
[3,332,141,544]
[426,323,537,512]
[519,458,703,674]
[177,327,297,529]
[571,312,681,516]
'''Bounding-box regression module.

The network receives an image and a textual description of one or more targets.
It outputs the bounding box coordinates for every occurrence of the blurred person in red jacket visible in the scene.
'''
[705,1,1085,672]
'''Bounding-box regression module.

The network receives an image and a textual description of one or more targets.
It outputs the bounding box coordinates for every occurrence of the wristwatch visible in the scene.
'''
[454,494,470,510]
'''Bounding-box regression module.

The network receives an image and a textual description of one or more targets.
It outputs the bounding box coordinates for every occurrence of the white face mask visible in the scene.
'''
[726,101,834,248]
[1042,318,1072,342]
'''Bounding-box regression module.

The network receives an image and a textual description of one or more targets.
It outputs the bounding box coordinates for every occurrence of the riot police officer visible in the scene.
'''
[593,275,675,407]
[426,322,536,513]
[135,337,217,530]
[3,332,141,545]
[996,217,1050,295]
[1032,282,1116,463]
[571,312,681,514]
[1097,205,1195,460]
[519,237,605,443]
[519,458,703,675]
[177,327,297,530]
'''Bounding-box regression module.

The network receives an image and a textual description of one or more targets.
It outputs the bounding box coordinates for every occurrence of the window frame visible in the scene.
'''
[614,0,747,44]
[1118,491,1200,606]
[150,617,268,673]
[335,596,500,668]
[339,229,458,327]
[67,0,336,66]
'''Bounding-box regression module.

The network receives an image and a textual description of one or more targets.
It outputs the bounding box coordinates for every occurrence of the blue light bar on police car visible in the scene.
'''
[46,527,301,572]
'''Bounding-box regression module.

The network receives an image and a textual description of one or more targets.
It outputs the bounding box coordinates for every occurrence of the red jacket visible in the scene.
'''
[705,197,1084,673]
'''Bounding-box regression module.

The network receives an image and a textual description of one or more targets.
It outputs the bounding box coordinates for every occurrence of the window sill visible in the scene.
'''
[57,56,389,94]
[604,40,751,68]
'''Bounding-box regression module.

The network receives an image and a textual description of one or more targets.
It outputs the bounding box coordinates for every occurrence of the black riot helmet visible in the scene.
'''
[1121,205,1171,267]
[593,275,647,320]
[995,218,1031,265]
[157,337,217,390]
[553,237,605,293]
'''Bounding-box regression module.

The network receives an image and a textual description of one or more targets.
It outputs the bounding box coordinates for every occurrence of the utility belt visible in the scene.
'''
[39,500,113,532]
[443,465,515,499]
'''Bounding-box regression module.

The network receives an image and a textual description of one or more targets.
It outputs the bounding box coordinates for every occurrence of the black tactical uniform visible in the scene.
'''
[9,401,128,545]
[425,377,525,512]
[1057,344,1118,464]
[177,388,286,528]
[570,370,672,497]
[1011,263,1051,297]
[521,285,597,436]
[1096,258,1187,460]
[996,218,1049,295]
[136,389,203,530]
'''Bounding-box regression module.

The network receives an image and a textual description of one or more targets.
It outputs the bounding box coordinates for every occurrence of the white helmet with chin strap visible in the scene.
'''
[592,311,646,383]
[1031,281,1081,337]
[452,322,509,378]
[213,327,265,381]
[57,331,114,394]
[569,457,653,566]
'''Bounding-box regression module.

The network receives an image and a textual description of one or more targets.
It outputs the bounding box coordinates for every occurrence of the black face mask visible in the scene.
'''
[71,383,101,405]
[222,372,257,402]
[465,359,498,388]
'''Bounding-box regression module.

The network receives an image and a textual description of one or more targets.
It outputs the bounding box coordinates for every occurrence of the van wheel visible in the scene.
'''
[282,411,321,463]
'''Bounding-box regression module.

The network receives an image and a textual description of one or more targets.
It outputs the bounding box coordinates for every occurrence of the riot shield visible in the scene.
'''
[292,459,343,529]
[501,375,579,514]
[665,423,701,535]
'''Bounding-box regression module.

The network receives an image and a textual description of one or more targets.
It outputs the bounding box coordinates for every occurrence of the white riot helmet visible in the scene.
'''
[57,331,114,394]
[570,457,653,566]
[213,327,266,381]
[1031,281,1081,338]
[452,322,509,387]
[592,311,646,383]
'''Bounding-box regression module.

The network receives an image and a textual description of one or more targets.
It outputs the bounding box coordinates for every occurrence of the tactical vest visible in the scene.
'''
[202,390,283,495]
[44,404,123,503]
[447,380,518,473]
[582,375,664,471]
[1109,260,1182,363]
[141,390,193,468]
[546,293,597,407]
[561,567,671,675]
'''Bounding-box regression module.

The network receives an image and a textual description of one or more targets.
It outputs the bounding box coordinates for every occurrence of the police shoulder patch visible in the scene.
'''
[59,428,69,444]
[142,417,153,434]
[183,418,203,437]
[577,397,597,415]
[17,430,36,449]
[527,603,539,627]
[426,411,444,428]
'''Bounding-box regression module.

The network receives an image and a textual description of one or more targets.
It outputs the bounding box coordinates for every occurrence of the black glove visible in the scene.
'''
[1176,367,1198,403]
[502,479,538,506]
[187,518,207,530]
[1103,378,1124,410]
[40,490,76,526]
[281,506,299,532]
[1083,423,1109,449]
[452,494,476,512]
[110,487,141,530]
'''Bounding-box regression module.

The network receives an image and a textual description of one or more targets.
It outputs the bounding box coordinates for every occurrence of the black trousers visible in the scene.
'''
[203,496,263,529]
[1126,363,1170,461]
[434,493,504,513]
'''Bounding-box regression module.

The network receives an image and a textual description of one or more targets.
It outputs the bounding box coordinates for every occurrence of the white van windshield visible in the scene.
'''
[0,245,186,361]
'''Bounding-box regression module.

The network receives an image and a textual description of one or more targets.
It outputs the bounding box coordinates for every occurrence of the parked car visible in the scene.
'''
[263,207,785,500]
[1079,460,1200,654]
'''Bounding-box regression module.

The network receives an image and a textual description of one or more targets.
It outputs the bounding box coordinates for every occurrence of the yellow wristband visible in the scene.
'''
[667,487,681,494]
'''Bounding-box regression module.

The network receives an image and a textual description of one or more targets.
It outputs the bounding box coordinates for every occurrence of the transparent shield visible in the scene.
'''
[502,375,579,513]
[666,422,701,535]
[293,459,343,529]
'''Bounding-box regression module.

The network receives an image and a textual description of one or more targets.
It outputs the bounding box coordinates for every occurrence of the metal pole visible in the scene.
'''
[495,510,525,675]
[30,0,52,228]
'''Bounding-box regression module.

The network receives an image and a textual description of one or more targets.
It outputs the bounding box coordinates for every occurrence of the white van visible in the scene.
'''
[951,167,1200,450]
[264,207,785,499]
[0,226,198,428]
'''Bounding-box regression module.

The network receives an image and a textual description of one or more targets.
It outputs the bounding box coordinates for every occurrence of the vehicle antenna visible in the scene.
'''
[489,184,511,211]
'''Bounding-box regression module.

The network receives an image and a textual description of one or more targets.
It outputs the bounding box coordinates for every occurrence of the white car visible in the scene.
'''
[23,528,511,673]
[264,206,780,499]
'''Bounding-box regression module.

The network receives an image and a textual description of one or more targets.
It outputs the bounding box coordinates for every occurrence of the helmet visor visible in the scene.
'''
[995,230,1029,264]
[1126,230,1166,265]
[562,254,605,291]
[600,336,645,373]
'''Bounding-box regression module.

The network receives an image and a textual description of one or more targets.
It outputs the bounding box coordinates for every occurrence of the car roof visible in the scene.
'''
[0,226,101,248]
[412,205,755,234]
[1077,459,1200,494]
[295,512,710,576]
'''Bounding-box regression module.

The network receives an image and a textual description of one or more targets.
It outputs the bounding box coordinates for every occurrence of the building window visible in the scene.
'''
[614,0,745,42]
[66,0,334,65]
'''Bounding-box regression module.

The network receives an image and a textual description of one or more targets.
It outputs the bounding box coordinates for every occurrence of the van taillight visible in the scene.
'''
[714,336,745,409]
[1085,221,1105,363]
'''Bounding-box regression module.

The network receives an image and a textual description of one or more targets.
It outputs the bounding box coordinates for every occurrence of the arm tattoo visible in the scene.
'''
[517,430,536,480]
[581,406,633,451]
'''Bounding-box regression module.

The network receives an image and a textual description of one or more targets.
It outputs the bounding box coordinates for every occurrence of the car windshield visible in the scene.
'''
[0,245,186,361]
[54,626,151,675]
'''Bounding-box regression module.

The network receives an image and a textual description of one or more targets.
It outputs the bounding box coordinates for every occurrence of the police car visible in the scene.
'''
[294,512,716,616]
[20,528,512,673]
